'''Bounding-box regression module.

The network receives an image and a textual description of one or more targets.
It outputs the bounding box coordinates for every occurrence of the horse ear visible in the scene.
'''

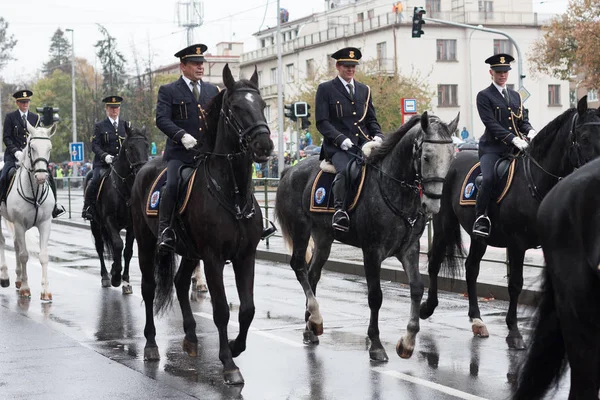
[223,63,235,90]
[141,125,146,135]
[420,111,429,131]
[448,112,460,136]
[578,95,588,116]
[49,123,57,137]
[125,121,132,136]
[250,66,259,86]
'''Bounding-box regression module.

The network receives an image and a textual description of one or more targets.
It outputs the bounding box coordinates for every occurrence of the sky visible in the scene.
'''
[1,0,568,85]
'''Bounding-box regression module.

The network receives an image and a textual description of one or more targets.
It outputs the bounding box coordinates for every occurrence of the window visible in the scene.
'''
[493,39,512,55]
[327,54,336,74]
[438,84,458,107]
[367,9,375,19]
[306,59,315,80]
[479,0,493,13]
[588,89,598,102]
[260,39,266,48]
[426,0,441,16]
[286,64,294,83]
[376,42,387,62]
[264,105,271,122]
[569,89,577,108]
[270,67,277,85]
[436,40,457,61]
[548,85,561,106]
[357,12,364,22]
[257,70,263,87]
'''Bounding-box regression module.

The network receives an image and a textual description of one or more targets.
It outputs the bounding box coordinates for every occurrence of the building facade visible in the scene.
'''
[239,0,568,150]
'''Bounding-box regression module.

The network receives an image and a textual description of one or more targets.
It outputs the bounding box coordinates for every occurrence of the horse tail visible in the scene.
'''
[513,268,567,400]
[153,251,177,315]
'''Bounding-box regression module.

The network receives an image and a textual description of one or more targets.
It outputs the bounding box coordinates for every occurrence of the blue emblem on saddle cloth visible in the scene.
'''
[145,168,168,216]
[314,187,326,204]
[464,182,475,199]
[460,164,481,205]
[150,191,160,210]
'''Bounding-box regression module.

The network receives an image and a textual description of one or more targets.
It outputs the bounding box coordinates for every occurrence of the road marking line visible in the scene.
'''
[373,368,489,400]
[3,252,75,277]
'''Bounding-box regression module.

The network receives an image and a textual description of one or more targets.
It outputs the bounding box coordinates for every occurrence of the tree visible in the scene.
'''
[43,29,72,76]
[529,0,599,88]
[290,59,434,146]
[0,17,17,72]
[94,24,127,94]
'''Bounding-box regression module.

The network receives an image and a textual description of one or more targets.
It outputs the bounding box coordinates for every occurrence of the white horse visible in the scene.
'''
[0,122,56,301]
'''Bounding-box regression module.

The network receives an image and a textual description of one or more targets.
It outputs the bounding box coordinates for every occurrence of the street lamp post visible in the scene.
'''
[66,28,78,177]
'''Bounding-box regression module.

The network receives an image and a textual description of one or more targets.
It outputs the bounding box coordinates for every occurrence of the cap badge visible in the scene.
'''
[22,91,27,97]
[196,47,202,55]
[112,97,116,103]
[500,56,505,64]
[349,51,355,59]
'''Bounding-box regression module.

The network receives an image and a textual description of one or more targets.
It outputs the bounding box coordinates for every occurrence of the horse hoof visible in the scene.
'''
[182,339,198,357]
[197,283,208,293]
[307,320,324,336]
[419,301,436,320]
[18,288,31,298]
[369,348,389,362]
[111,274,122,288]
[0,279,9,288]
[122,284,133,295]
[223,368,244,385]
[471,320,489,338]
[228,339,246,358]
[144,346,160,361]
[101,278,111,288]
[396,338,414,359]
[506,335,526,350]
[303,330,320,345]
[40,292,52,302]
[15,281,21,289]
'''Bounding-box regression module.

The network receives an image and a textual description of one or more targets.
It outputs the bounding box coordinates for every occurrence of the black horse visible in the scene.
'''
[275,112,459,361]
[420,96,600,349]
[129,64,273,385]
[83,125,149,293]
[513,156,600,400]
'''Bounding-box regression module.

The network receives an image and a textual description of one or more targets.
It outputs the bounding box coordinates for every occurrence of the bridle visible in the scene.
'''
[413,137,454,200]
[16,135,52,225]
[567,111,600,168]
[25,136,52,175]
[110,134,148,202]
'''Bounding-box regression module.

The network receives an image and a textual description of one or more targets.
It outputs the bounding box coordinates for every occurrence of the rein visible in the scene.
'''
[109,135,148,204]
[16,136,52,225]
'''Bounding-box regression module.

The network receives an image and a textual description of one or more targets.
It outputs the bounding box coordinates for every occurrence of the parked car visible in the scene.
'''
[457,141,479,152]
[303,145,321,156]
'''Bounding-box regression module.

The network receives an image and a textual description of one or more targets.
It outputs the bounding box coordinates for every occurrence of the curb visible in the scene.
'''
[54,219,540,307]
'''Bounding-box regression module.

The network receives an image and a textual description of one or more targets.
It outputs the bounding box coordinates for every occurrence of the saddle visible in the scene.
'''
[0,167,17,203]
[146,166,197,216]
[309,158,366,213]
[460,157,516,206]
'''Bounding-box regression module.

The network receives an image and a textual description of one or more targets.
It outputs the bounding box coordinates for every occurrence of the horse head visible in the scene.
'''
[24,121,56,185]
[219,63,274,162]
[415,112,459,214]
[121,123,149,174]
[570,95,600,166]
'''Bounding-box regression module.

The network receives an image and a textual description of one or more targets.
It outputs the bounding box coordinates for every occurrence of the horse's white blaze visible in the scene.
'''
[245,92,255,103]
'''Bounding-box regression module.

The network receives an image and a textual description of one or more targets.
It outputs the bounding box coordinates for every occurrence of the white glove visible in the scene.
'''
[340,138,353,151]
[181,133,197,150]
[14,150,23,163]
[373,136,383,143]
[104,155,114,164]
[527,130,537,140]
[512,137,529,151]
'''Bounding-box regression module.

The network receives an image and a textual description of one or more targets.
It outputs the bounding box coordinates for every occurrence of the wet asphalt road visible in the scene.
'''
[0,222,569,400]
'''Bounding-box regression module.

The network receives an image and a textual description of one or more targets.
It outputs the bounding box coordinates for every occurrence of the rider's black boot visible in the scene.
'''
[82,177,97,221]
[157,188,177,253]
[48,173,66,218]
[331,171,350,232]
[472,187,491,238]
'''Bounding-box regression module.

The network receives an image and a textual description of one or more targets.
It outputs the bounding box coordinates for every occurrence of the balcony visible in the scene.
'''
[259,84,282,100]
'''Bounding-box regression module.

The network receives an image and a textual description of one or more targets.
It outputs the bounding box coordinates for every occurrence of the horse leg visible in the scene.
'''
[174,257,198,357]
[92,221,110,288]
[0,218,9,288]
[228,253,256,359]
[121,227,134,295]
[37,220,52,302]
[362,249,388,362]
[108,220,124,288]
[420,216,446,319]
[191,261,208,292]
[395,242,424,360]
[465,239,489,337]
[303,233,332,344]
[139,242,159,361]
[505,245,526,349]
[203,255,244,385]
[13,225,30,298]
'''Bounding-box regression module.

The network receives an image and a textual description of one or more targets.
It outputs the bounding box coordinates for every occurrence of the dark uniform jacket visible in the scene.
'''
[91,117,128,169]
[476,83,533,155]
[315,77,383,160]
[2,110,40,163]
[156,77,219,164]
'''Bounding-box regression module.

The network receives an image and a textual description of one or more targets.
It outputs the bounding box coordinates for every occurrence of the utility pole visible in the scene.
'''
[276,0,285,177]
[66,28,78,177]
[176,1,204,46]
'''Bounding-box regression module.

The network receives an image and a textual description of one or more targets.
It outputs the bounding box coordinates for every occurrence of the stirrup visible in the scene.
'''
[472,215,491,237]
[53,204,66,219]
[261,219,277,240]
[332,210,350,232]
[158,227,176,253]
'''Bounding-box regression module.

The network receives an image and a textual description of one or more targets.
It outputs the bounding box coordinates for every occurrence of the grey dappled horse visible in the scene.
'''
[0,122,56,301]
[275,112,458,361]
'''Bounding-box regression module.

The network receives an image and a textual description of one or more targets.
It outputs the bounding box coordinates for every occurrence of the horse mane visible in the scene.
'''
[368,115,421,164]
[204,89,226,150]
[528,107,582,159]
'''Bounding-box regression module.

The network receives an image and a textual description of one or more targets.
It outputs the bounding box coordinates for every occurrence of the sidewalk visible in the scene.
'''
[54,188,545,306]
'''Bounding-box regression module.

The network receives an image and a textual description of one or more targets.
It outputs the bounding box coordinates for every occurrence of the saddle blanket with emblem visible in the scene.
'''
[459,159,516,206]
[309,166,367,213]
[145,167,198,216]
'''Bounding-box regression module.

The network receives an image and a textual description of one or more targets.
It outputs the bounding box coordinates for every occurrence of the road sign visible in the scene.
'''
[70,142,84,163]
[518,86,531,103]
[402,98,417,114]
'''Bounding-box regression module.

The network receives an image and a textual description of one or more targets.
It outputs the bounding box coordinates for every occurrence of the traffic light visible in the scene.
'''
[301,117,311,130]
[39,106,60,126]
[284,104,297,122]
[412,7,426,38]
[294,101,308,118]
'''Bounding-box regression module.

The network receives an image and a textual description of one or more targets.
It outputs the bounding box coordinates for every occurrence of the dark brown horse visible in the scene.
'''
[129,64,273,385]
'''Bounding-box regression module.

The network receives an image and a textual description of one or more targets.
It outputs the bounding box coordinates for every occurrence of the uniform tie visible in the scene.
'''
[347,83,354,100]
[191,81,200,102]
[502,88,510,105]
[113,121,118,131]
[22,114,27,126]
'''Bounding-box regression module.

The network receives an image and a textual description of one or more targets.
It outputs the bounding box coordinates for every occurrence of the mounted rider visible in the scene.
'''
[82,95,129,221]
[0,90,65,218]
[315,47,384,232]
[472,53,537,237]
